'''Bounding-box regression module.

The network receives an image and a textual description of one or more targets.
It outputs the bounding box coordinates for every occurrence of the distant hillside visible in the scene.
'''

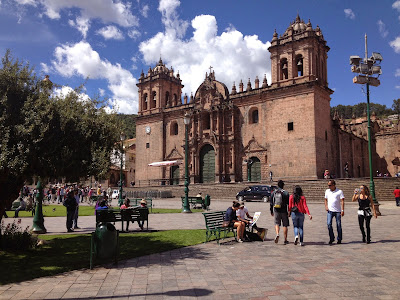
[331,102,393,119]
[117,114,137,139]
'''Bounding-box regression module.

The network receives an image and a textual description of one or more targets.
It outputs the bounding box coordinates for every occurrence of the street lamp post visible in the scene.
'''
[182,112,192,213]
[118,132,126,207]
[350,34,382,215]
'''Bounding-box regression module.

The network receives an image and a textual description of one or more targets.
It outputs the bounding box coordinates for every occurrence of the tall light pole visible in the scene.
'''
[32,180,47,234]
[182,112,192,213]
[118,132,126,207]
[350,34,382,215]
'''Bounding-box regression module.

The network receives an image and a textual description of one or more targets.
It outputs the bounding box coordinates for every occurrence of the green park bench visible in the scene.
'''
[202,211,236,245]
[96,208,149,232]
[121,207,149,231]
[181,196,205,209]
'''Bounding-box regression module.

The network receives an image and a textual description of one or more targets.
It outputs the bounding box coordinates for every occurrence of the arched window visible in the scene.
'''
[249,109,259,124]
[170,122,178,135]
[280,58,288,80]
[165,91,170,107]
[295,55,303,77]
[143,93,148,110]
[151,91,157,108]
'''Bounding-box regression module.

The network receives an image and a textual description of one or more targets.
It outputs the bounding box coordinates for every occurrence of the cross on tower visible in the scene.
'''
[209,66,213,74]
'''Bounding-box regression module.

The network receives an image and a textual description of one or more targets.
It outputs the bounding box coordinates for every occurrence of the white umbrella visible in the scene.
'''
[148,160,183,167]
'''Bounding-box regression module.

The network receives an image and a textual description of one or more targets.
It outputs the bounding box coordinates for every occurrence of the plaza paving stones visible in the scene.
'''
[1,200,400,299]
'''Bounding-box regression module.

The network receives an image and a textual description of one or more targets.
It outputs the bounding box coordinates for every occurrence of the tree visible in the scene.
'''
[0,50,121,224]
[392,99,400,120]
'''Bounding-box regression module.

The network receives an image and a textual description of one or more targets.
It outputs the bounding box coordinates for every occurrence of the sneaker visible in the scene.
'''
[67,229,74,232]
[337,240,342,244]
[300,242,305,246]
[74,226,80,229]
[294,236,299,245]
[328,240,334,245]
[274,235,279,244]
[237,239,243,243]
[284,240,289,245]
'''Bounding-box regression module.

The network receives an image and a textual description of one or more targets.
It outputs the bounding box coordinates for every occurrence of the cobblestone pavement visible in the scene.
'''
[1,201,400,299]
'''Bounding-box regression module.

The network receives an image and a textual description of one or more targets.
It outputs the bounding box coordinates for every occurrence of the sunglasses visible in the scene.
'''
[328,184,334,187]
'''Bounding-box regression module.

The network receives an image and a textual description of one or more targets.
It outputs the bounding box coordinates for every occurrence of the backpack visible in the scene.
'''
[273,189,284,209]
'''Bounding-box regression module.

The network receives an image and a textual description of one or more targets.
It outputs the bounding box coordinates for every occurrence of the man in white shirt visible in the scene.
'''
[324,180,345,244]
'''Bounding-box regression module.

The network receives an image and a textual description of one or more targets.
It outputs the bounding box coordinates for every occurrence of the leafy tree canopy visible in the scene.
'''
[117,114,137,139]
[331,101,395,119]
[0,50,121,221]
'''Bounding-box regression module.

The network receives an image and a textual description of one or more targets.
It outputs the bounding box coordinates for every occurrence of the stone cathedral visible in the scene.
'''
[134,15,381,186]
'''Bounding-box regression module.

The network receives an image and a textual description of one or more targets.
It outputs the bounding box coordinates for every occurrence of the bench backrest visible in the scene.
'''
[96,209,122,223]
[181,196,203,203]
[120,207,149,221]
[202,211,226,230]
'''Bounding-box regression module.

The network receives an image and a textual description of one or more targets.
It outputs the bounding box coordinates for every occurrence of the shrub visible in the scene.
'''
[0,220,37,251]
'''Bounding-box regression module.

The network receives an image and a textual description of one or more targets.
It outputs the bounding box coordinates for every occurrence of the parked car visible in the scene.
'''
[111,189,127,200]
[111,190,120,199]
[236,185,278,202]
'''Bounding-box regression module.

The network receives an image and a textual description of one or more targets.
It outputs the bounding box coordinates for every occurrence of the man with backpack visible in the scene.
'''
[270,180,290,244]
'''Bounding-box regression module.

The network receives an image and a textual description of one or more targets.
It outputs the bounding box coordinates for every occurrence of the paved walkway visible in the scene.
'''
[1,200,400,299]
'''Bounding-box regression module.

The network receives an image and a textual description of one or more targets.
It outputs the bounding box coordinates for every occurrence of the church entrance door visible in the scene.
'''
[170,165,180,185]
[200,144,215,183]
[249,157,261,182]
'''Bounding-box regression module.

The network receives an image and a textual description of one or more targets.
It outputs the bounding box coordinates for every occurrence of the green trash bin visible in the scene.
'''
[90,222,119,269]
[204,194,211,210]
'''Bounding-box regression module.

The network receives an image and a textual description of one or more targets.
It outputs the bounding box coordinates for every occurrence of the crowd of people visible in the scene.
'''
[224,179,379,246]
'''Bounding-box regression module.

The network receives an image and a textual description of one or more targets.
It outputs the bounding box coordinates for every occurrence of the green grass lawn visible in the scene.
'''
[0,229,221,285]
[6,206,204,217]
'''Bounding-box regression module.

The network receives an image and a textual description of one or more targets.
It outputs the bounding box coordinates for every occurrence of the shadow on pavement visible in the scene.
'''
[46,288,213,299]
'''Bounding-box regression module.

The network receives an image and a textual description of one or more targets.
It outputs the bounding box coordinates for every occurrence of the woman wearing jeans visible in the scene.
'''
[288,186,312,246]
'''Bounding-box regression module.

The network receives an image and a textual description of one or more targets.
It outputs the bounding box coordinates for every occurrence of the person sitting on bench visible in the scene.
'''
[14,197,26,218]
[223,201,245,243]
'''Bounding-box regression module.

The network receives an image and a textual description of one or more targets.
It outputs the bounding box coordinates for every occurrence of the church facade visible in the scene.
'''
[134,15,376,186]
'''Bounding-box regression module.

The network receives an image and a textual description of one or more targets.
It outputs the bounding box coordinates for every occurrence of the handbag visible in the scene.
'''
[290,206,299,213]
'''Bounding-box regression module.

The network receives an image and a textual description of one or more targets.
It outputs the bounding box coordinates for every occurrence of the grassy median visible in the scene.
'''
[0,229,218,285]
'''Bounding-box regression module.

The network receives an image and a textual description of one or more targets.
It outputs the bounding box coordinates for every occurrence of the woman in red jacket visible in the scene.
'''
[288,185,312,246]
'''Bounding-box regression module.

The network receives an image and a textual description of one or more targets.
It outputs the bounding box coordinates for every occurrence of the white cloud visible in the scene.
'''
[97,25,124,40]
[141,4,149,18]
[390,36,400,53]
[46,41,138,114]
[139,13,271,99]
[14,0,36,5]
[396,85,400,89]
[98,88,105,96]
[68,16,90,38]
[393,1,400,12]
[377,20,388,38]
[158,0,188,38]
[39,0,138,27]
[344,8,355,20]
[53,85,91,102]
[128,29,141,40]
[395,69,400,77]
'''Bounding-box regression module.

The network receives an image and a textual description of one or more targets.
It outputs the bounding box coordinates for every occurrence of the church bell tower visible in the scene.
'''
[269,14,330,89]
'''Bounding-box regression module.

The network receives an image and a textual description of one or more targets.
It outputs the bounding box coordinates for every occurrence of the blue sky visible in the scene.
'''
[0,0,399,114]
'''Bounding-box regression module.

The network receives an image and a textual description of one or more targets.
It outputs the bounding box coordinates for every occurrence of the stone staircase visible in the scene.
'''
[126,177,400,202]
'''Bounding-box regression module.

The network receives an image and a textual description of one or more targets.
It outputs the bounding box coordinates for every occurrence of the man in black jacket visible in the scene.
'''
[64,191,77,232]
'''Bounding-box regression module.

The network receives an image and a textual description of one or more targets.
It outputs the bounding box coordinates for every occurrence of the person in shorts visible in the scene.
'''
[270,180,290,244]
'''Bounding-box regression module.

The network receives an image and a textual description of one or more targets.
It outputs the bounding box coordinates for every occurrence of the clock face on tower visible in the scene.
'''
[145,126,151,134]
